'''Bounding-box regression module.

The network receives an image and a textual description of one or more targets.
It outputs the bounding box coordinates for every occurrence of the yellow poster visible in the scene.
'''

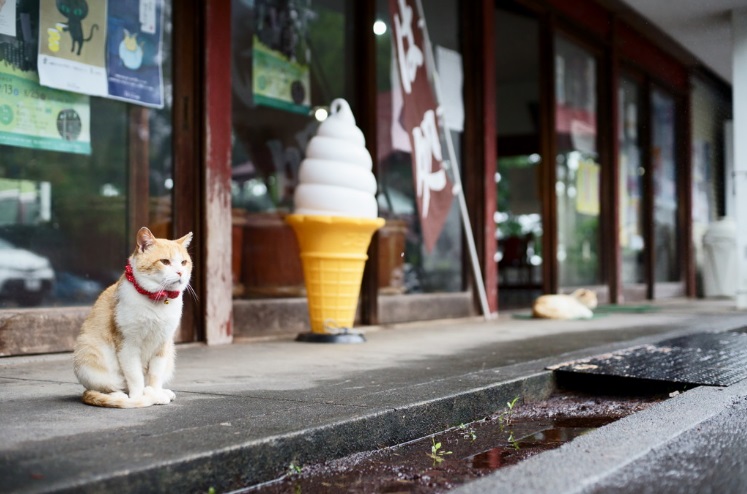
[576,158,600,216]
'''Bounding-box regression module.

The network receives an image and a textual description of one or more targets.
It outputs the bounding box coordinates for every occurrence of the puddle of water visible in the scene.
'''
[236,392,662,494]
[467,420,609,471]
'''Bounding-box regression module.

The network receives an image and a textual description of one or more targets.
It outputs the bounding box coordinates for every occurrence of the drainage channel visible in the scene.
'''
[233,385,674,494]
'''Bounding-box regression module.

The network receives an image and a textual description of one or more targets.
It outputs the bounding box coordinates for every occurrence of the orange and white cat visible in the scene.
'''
[73,227,193,408]
[532,288,598,320]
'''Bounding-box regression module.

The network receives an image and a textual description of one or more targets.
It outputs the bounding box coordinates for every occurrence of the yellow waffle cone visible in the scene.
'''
[286,214,385,334]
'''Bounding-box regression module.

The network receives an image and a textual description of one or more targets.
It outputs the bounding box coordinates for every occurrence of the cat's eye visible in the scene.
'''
[181,260,187,266]
[160,259,171,266]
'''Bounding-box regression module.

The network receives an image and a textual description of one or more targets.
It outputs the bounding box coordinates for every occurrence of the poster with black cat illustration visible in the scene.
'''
[37,0,108,96]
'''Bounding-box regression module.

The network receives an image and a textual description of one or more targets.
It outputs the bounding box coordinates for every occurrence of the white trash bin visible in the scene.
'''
[702,217,737,298]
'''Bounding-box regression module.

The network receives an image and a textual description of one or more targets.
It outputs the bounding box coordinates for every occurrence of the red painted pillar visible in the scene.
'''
[203,0,234,344]
[481,0,498,313]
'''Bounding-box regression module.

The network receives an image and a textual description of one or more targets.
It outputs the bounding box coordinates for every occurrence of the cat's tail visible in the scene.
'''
[85,24,99,42]
[82,390,157,409]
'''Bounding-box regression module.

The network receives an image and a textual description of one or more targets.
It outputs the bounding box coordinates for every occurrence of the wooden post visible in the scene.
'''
[203,0,233,344]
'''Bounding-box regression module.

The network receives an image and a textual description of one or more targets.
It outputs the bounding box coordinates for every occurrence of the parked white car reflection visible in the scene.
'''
[0,238,55,306]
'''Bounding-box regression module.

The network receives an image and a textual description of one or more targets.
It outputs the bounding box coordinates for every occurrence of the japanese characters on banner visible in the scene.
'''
[37,0,165,108]
[389,0,454,252]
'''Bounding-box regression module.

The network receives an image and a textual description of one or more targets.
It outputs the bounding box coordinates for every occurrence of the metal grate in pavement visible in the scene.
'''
[549,329,747,387]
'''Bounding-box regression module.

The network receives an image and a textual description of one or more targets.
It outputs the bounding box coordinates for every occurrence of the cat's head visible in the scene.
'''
[129,227,193,294]
[571,288,598,309]
[57,0,89,20]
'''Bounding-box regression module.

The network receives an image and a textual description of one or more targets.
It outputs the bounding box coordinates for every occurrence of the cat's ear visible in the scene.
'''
[136,227,157,253]
[176,232,193,249]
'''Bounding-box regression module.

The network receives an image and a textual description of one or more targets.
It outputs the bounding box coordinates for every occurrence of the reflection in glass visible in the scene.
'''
[495,155,542,287]
[690,78,727,287]
[374,0,463,294]
[230,0,353,299]
[494,6,542,308]
[651,89,680,282]
[554,37,600,286]
[0,1,174,309]
[618,77,645,284]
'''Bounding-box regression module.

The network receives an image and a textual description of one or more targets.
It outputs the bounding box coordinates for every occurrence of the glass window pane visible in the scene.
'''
[496,155,543,286]
[691,77,729,287]
[494,6,543,304]
[230,0,355,299]
[375,0,463,294]
[554,36,600,286]
[0,1,174,309]
[618,77,645,284]
[651,89,680,282]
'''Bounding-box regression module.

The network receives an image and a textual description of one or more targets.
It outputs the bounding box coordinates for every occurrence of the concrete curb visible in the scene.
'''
[5,373,555,494]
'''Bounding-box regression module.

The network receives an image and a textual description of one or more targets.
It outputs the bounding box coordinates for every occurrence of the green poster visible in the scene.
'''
[252,35,311,114]
[0,64,91,155]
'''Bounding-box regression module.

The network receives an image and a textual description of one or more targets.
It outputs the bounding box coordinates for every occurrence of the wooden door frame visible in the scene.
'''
[201,0,234,344]
[172,0,205,342]
[463,0,498,314]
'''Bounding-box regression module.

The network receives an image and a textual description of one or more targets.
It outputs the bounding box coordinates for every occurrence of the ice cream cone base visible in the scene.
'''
[286,214,385,340]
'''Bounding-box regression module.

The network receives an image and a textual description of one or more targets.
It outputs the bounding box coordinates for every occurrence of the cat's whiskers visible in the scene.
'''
[157,276,179,293]
[185,284,199,302]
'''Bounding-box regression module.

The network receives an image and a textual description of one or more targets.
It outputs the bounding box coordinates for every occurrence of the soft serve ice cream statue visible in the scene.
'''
[287,98,384,342]
[293,99,378,218]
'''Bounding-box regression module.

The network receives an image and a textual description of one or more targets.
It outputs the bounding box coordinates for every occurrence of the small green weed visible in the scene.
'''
[426,436,452,464]
[507,431,520,450]
[458,422,477,441]
[287,461,303,476]
[499,396,520,428]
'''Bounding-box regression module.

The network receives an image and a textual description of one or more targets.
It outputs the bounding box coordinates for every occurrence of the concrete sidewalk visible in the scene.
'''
[2,299,746,493]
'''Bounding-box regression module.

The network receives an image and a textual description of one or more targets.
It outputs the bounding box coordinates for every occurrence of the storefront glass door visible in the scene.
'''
[554,36,601,287]
[618,76,645,286]
[0,1,194,355]
[651,88,680,284]
[494,4,543,307]
[374,0,464,296]
[0,1,175,310]
[230,0,356,299]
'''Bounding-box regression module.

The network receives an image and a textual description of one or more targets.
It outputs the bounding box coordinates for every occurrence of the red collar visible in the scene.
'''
[124,261,180,302]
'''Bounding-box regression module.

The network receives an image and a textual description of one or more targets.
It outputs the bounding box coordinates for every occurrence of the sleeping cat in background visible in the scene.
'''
[532,289,598,320]
[73,227,193,408]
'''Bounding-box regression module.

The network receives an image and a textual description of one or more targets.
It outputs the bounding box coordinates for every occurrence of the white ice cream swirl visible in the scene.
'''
[293,99,378,218]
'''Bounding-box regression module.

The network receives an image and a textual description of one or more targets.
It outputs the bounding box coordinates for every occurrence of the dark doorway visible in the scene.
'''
[494,3,543,309]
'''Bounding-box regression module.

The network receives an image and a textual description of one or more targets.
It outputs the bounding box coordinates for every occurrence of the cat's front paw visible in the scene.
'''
[128,388,144,400]
[145,386,175,405]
